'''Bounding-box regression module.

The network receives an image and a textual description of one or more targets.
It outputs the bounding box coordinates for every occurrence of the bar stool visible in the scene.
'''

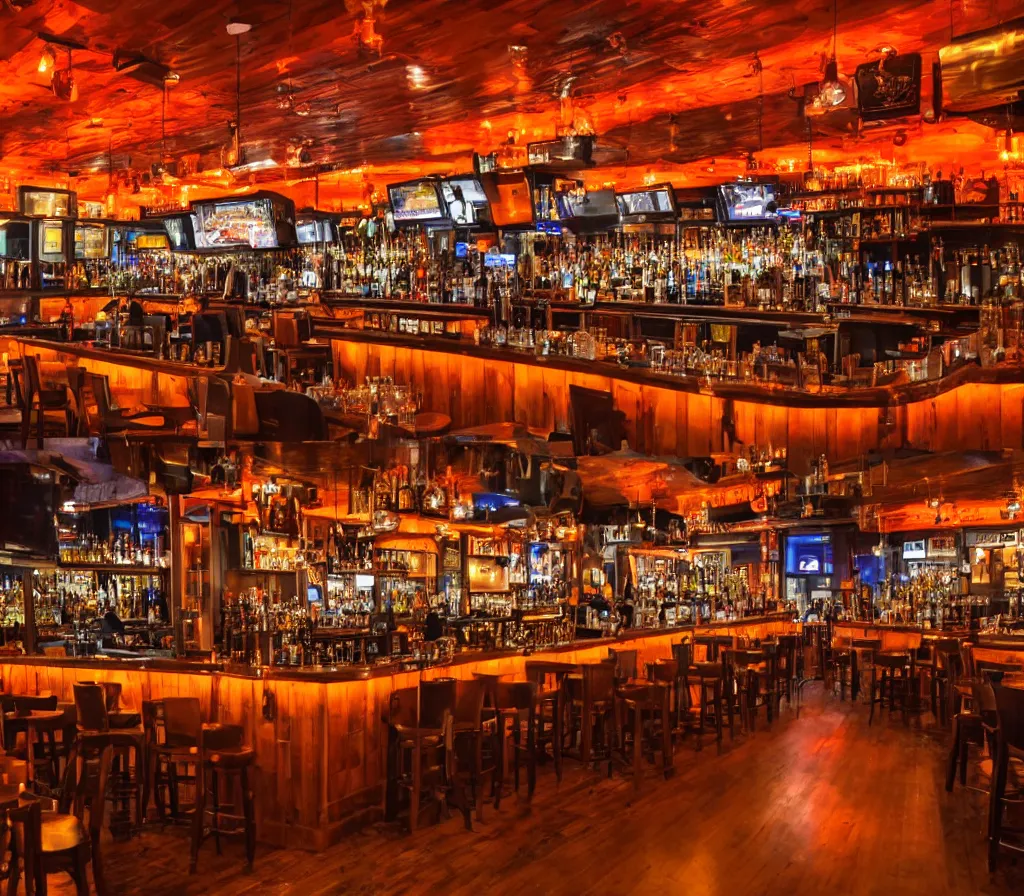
[613,680,673,790]
[189,723,256,874]
[497,682,539,799]
[147,697,203,824]
[868,652,912,725]
[844,638,881,702]
[7,695,64,790]
[946,678,997,793]
[73,683,146,840]
[608,649,638,683]
[566,662,616,771]
[449,680,498,828]
[392,679,455,833]
[824,640,853,702]
[693,661,728,748]
[524,660,577,783]
[930,638,964,726]
[988,684,1024,871]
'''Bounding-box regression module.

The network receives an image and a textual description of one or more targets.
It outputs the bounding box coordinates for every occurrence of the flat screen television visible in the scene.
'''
[192,197,285,249]
[555,188,617,220]
[388,180,447,226]
[615,185,678,222]
[74,223,108,260]
[37,220,66,263]
[718,183,779,223]
[902,539,927,560]
[0,219,31,260]
[785,533,833,576]
[161,213,197,251]
[480,172,534,228]
[18,186,77,219]
[0,465,57,559]
[440,176,491,226]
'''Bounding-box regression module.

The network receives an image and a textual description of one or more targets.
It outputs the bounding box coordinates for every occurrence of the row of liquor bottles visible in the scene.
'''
[59,531,169,568]
[34,571,168,626]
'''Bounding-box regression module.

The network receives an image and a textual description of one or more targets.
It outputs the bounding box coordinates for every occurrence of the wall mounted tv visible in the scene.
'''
[387,179,448,227]
[440,176,491,227]
[190,192,297,249]
[160,213,198,251]
[554,188,619,233]
[74,222,109,260]
[18,186,77,219]
[615,184,678,223]
[718,182,779,223]
[785,533,833,576]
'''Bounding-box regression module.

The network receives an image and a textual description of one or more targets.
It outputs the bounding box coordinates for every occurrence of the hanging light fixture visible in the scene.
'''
[816,0,846,108]
[37,44,57,74]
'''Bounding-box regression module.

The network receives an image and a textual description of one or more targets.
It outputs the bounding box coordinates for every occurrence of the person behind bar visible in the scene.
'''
[618,577,635,630]
[424,603,443,642]
[101,602,125,638]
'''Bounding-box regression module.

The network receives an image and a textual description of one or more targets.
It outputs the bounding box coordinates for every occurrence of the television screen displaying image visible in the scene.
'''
[74,224,108,259]
[296,220,320,244]
[388,180,446,224]
[719,183,778,222]
[785,533,833,576]
[555,188,618,220]
[162,214,195,251]
[192,198,279,249]
[903,539,927,560]
[441,177,489,226]
[616,187,676,217]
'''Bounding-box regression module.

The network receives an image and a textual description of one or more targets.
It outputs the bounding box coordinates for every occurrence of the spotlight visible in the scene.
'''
[226,18,252,36]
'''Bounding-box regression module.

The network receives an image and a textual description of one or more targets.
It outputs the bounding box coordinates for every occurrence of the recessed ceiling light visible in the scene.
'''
[226,19,251,36]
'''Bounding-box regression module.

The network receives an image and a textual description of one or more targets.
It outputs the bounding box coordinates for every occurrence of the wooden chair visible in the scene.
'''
[20,355,72,448]
[84,373,165,438]
[496,682,539,800]
[13,743,113,896]
[988,684,1024,871]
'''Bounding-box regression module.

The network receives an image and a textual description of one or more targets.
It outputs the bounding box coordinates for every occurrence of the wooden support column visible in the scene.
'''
[22,568,36,654]
[169,496,184,657]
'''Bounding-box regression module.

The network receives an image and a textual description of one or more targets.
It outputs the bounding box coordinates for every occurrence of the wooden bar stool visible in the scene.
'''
[390,680,455,833]
[189,724,256,874]
[497,682,539,800]
[450,680,498,828]
[868,652,912,725]
[566,662,616,772]
[525,660,577,783]
[613,680,673,790]
[73,683,146,840]
[987,683,1024,871]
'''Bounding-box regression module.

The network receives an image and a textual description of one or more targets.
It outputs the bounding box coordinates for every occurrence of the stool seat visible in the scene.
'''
[40,812,88,853]
[205,748,255,770]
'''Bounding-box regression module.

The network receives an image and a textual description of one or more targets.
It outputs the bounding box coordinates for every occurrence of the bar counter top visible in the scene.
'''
[318,320,1022,410]
[1,612,794,683]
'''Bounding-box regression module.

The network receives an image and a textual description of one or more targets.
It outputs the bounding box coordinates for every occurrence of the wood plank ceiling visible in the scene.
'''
[0,0,1019,200]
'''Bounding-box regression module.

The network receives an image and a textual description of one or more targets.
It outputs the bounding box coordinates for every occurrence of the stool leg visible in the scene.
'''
[211,769,221,855]
[241,765,255,873]
[189,766,205,874]
[553,691,563,784]
[945,716,961,792]
[409,744,420,834]
[632,704,642,792]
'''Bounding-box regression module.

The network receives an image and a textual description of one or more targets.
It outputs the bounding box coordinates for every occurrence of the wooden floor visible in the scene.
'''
[48,685,1020,895]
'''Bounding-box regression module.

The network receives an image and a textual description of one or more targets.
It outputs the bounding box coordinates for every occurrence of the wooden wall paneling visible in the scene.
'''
[1003,384,1024,450]
[612,381,642,451]
[651,385,679,457]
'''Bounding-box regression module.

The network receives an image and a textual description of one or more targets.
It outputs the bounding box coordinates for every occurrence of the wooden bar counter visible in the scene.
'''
[0,614,793,851]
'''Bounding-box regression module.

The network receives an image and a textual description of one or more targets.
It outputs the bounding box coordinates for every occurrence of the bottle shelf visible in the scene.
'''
[57,563,169,576]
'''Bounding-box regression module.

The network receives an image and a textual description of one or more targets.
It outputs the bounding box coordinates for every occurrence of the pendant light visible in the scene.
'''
[816,0,846,108]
